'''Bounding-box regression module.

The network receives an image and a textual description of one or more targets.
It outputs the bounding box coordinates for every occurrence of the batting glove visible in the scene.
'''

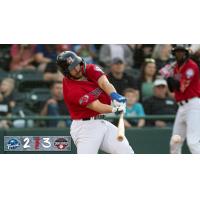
[112,99,125,108]
[110,92,126,103]
[112,103,126,115]
[159,62,176,78]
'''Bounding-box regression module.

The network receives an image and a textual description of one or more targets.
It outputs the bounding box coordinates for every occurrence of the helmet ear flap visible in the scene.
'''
[58,65,69,76]
[63,68,69,76]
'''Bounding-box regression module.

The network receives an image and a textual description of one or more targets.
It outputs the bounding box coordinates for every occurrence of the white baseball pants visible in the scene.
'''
[70,119,134,154]
[170,97,200,154]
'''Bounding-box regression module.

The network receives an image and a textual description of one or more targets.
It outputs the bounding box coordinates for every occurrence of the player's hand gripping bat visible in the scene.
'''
[117,112,125,142]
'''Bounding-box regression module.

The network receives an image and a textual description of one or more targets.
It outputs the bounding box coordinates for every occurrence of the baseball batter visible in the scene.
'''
[56,51,134,154]
[160,46,200,154]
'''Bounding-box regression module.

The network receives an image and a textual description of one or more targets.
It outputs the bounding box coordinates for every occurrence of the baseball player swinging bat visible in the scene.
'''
[117,112,125,142]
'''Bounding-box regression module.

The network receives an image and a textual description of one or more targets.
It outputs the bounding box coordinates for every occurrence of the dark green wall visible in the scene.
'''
[125,128,190,154]
[0,127,190,154]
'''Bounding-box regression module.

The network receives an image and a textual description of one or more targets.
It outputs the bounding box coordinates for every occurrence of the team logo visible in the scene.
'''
[67,57,74,65]
[186,69,194,78]
[34,136,40,150]
[79,95,89,105]
[54,138,68,150]
[7,138,21,150]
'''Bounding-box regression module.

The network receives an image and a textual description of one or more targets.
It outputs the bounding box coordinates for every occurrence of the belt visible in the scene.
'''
[177,97,200,106]
[81,115,105,121]
[177,100,189,106]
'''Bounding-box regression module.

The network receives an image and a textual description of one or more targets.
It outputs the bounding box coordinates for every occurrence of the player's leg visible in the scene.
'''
[99,120,134,154]
[170,107,186,154]
[70,120,106,154]
[186,100,200,154]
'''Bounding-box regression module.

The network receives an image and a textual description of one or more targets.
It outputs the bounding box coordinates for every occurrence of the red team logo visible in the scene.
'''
[34,137,40,150]
[79,95,89,105]
[54,138,68,150]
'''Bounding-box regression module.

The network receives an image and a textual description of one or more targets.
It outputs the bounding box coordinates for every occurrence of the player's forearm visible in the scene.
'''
[98,75,116,96]
[102,82,116,96]
[97,104,113,114]
[87,100,112,114]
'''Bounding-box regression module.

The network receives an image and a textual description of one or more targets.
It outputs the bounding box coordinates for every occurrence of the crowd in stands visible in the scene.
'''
[0,44,199,129]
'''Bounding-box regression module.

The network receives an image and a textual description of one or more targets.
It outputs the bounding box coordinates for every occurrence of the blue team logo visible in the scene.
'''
[7,138,21,150]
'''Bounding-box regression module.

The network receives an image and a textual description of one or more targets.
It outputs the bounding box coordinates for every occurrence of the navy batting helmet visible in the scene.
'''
[171,45,190,56]
[56,51,84,76]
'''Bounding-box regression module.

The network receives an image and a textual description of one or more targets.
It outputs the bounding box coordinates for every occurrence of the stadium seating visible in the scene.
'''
[10,70,50,92]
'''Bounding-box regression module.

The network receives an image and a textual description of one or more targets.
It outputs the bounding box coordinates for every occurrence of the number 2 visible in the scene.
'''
[23,137,30,149]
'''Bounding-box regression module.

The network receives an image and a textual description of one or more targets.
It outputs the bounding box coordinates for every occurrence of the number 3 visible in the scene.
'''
[42,138,51,148]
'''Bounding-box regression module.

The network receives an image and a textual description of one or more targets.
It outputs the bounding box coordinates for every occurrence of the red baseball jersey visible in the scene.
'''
[63,64,111,119]
[173,59,200,102]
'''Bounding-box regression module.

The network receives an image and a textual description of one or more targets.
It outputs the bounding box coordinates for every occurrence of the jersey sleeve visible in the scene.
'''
[180,62,199,92]
[85,64,105,84]
[68,87,103,107]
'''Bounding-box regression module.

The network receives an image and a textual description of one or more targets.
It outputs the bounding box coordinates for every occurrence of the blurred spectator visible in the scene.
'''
[133,44,155,69]
[0,78,16,128]
[34,44,57,71]
[143,79,177,128]
[107,57,138,95]
[10,44,36,71]
[40,81,71,127]
[0,78,16,109]
[123,88,145,128]
[152,44,173,70]
[190,44,200,67]
[99,44,133,68]
[190,44,200,53]
[73,44,97,63]
[43,62,64,82]
[0,45,12,71]
[56,44,72,53]
[137,58,157,102]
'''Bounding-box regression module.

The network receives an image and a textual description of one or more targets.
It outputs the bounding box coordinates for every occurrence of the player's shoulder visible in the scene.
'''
[85,63,95,71]
[86,63,95,68]
[86,63,102,69]
[62,77,74,89]
[86,63,104,73]
[63,77,70,84]
[187,59,198,68]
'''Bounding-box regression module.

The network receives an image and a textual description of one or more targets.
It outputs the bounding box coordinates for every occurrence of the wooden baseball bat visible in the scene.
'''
[117,112,125,142]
